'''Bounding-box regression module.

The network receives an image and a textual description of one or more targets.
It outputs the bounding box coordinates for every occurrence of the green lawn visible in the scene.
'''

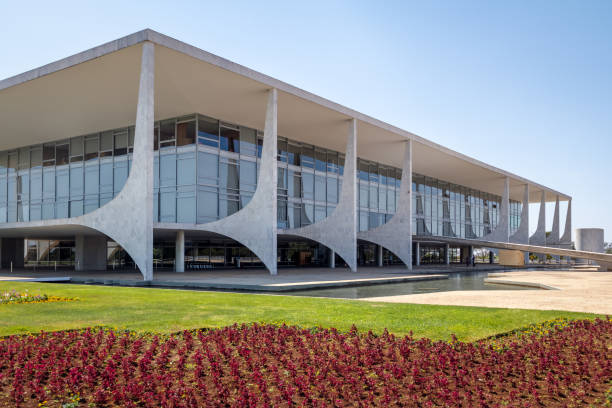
[0,281,598,341]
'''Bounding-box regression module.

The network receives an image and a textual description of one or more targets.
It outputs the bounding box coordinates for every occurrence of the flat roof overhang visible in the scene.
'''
[0,29,569,203]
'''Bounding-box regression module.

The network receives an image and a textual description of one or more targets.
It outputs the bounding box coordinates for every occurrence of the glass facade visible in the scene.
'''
[357,159,401,232]
[0,112,521,238]
[0,127,134,222]
[411,174,521,239]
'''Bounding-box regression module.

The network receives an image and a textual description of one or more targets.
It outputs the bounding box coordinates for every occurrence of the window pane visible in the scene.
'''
[287,143,300,166]
[315,150,326,172]
[197,188,218,222]
[159,190,176,222]
[197,116,219,147]
[288,170,301,198]
[85,137,98,161]
[177,153,195,186]
[177,121,196,146]
[302,173,314,200]
[327,177,338,204]
[220,160,239,191]
[85,164,99,196]
[71,137,84,157]
[114,132,128,156]
[239,127,257,156]
[56,144,69,166]
[359,184,368,208]
[239,160,257,191]
[160,120,175,142]
[220,127,240,153]
[177,193,196,223]
[43,144,55,163]
[314,175,325,202]
[301,145,314,168]
[160,154,176,187]
[197,152,218,185]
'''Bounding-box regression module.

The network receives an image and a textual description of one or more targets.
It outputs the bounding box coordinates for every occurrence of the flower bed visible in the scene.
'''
[0,319,610,407]
[0,289,76,305]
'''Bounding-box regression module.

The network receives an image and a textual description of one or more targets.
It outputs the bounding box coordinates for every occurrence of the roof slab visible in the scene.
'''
[0,29,569,203]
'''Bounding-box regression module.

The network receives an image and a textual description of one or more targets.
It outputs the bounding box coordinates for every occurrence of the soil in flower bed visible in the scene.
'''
[0,319,610,407]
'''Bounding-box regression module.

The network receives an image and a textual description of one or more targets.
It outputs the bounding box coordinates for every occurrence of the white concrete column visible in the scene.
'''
[415,242,420,266]
[548,195,560,246]
[530,191,546,246]
[509,184,529,244]
[178,89,278,275]
[175,230,185,273]
[329,249,335,268]
[377,245,383,267]
[445,243,450,265]
[482,176,509,242]
[357,139,413,269]
[283,118,357,272]
[560,199,572,245]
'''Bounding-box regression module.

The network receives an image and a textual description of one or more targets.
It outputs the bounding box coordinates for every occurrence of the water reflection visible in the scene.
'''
[287,271,527,299]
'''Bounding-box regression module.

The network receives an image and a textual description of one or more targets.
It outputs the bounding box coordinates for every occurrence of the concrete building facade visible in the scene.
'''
[1,30,604,279]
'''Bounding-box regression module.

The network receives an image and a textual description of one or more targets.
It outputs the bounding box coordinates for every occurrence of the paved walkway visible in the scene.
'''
[363,270,612,314]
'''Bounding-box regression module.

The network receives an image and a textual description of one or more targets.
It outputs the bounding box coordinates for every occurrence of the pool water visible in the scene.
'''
[286,271,527,299]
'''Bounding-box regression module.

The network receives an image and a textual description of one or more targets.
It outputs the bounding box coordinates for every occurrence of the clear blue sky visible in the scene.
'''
[1,0,610,241]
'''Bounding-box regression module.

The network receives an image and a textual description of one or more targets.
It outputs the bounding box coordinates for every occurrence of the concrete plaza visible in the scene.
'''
[363,269,612,315]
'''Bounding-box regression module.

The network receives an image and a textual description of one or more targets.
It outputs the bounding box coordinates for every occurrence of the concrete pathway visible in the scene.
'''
[362,270,612,314]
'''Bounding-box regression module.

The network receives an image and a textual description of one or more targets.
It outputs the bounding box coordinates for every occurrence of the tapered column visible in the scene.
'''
[357,139,413,269]
[171,89,278,274]
[560,199,572,245]
[329,249,335,268]
[283,119,357,271]
[547,195,560,246]
[509,184,529,244]
[482,176,509,242]
[377,245,383,267]
[175,230,185,272]
[415,242,420,266]
[529,191,546,246]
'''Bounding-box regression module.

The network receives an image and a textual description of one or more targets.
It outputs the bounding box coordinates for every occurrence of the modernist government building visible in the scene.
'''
[0,29,596,280]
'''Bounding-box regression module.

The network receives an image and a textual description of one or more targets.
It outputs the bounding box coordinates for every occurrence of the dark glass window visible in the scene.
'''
[197,116,219,147]
[85,137,98,161]
[31,148,42,168]
[220,126,240,153]
[43,144,55,164]
[287,143,300,166]
[315,150,326,172]
[100,132,113,157]
[70,137,83,162]
[358,161,369,181]
[114,132,128,156]
[160,120,175,143]
[56,144,69,166]
[177,121,196,146]
[301,145,314,168]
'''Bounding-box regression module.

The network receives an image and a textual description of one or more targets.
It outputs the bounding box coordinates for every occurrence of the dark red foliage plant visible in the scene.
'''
[0,319,610,407]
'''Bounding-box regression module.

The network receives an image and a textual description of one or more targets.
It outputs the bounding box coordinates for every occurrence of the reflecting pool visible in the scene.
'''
[286,271,528,299]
